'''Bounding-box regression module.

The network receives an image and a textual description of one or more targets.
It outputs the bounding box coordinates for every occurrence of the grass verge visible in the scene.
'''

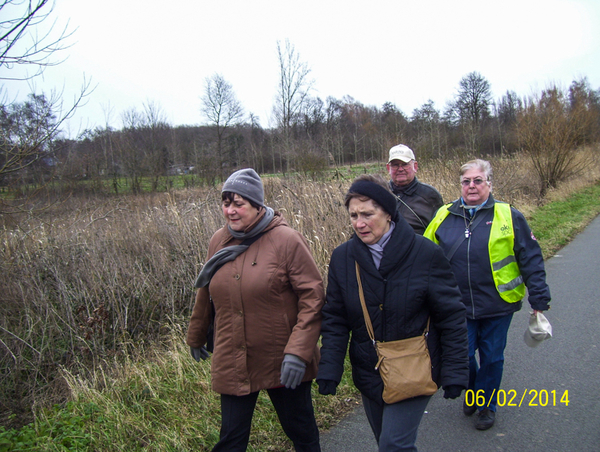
[528,182,600,259]
[0,335,359,452]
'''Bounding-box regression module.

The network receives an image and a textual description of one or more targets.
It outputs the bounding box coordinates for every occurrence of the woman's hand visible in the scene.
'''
[317,379,338,396]
[190,346,210,362]
[280,354,306,389]
[443,385,464,399]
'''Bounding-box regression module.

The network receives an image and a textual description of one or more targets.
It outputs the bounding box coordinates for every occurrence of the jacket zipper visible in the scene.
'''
[466,220,476,319]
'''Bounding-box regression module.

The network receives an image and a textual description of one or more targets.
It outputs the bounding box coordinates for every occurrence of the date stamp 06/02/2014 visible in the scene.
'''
[464,389,570,407]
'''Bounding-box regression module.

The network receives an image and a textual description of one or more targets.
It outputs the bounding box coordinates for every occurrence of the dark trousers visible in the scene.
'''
[362,393,431,452]
[467,313,513,412]
[212,381,320,452]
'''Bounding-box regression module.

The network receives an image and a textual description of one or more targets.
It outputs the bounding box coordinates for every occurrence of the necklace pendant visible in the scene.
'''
[465,228,471,238]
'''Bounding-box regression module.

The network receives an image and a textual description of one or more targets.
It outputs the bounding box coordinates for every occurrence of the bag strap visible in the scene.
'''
[355,261,430,344]
[396,196,427,231]
[355,261,376,345]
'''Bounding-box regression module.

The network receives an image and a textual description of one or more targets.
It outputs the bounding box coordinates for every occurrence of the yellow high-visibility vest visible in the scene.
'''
[424,202,525,303]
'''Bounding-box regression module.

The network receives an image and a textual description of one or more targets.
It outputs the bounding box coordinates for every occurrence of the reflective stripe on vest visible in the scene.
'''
[423,202,525,303]
[489,203,525,303]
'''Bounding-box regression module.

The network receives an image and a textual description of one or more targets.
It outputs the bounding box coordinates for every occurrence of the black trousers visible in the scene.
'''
[212,381,321,452]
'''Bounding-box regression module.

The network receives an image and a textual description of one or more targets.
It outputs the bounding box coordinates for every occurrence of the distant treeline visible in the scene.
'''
[3,74,599,198]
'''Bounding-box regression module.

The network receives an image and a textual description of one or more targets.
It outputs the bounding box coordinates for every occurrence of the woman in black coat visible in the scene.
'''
[317,174,468,451]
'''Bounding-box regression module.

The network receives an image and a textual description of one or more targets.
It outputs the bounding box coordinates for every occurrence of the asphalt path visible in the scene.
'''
[320,214,600,452]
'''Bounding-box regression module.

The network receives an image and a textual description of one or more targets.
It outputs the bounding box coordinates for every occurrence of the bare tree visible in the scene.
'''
[0,0,74,80]
[143,101,172,191]
[1,0,92,213]
[496,90,522,127]
[248,112,267,173]
[568,77,600,144]
[411,100,444,157]
[200,73,244,172]
[117,108,145,193]
[449,72,493,152]
[493,90,523,154]
[0,87,90,213]
[273,40,313,172]
[115,102,172,193]
[517,85,593,197]
[1,93,56,177]
[274,39,313,133]
[453,72,492,125]
[99,103,120,193]
[382,102,409,150]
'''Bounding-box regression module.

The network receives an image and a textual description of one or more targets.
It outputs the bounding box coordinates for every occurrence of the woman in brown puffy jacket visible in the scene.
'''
[187,168,324,452]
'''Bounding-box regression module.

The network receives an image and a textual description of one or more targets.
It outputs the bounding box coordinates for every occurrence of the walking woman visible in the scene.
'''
[424,159,551,430]
[187,168,324,451]
[317,174,468,451]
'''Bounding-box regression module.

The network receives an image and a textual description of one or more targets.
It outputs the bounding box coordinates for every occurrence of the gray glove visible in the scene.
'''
[280,354,306,389]
[190,346,210,362]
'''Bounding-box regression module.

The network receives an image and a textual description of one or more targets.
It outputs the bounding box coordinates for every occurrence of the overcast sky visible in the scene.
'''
[3,0,599,136]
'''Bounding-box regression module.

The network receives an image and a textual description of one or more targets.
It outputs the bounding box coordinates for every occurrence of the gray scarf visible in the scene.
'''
[194,207,274,288]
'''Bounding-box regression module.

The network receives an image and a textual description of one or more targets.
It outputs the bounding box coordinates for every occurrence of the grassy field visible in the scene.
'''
[1,149,599,451]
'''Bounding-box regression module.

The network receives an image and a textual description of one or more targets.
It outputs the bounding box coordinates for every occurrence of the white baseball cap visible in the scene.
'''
[388,144,415,163]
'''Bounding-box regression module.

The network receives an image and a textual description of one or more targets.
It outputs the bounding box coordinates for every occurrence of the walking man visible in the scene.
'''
[386,144,443,234]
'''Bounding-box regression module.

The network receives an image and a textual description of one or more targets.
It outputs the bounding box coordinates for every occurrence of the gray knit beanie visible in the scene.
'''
[222,168,264,206]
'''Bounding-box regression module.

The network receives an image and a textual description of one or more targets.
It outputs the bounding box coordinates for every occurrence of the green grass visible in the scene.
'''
[0,337,358,452]
[0,403,92,452]
[528,182,600,259]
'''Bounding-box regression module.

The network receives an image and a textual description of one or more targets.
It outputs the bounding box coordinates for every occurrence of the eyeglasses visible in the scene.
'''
[389,161,412,170]
[461,178,488,186]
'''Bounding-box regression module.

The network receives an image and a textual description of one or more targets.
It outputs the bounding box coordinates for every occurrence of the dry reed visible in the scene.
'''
[1,149,599,427]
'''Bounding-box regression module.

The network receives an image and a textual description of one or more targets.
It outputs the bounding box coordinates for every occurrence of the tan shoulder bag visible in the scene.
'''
[356,261,438,403]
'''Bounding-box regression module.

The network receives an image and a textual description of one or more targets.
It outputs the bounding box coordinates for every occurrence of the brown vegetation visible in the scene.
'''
[1,149,600,428]
[3,3,600,438]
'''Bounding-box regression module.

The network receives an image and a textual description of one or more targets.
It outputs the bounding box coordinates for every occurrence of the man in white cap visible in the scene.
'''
[386,144,444,234]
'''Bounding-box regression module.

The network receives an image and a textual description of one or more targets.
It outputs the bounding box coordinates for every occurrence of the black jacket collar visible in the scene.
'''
[389,177,420,196]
